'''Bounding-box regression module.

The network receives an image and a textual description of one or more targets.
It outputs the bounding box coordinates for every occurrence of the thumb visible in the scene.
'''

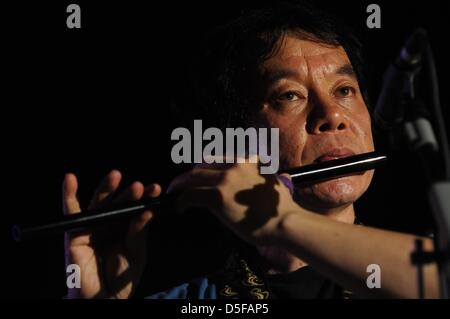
[125,183,161,253]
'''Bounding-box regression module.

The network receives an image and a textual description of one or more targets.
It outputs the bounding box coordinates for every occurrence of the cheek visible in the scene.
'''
[277,119,308,169]
[279,132,304,168]
[256,109,307,168]
[353,108,374,150]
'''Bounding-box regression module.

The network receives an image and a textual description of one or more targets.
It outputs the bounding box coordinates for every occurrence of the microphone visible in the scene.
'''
[374,28,428,129]
[12,152,387,242]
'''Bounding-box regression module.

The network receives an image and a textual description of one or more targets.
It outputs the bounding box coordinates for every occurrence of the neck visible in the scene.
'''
[257,204,355,274]
[317,203,355,223]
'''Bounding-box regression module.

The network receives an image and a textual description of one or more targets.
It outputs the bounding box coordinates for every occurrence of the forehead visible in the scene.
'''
[261,35,351,80]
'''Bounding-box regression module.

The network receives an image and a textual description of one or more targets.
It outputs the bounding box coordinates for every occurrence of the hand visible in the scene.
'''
[63,170,161,299]
[168,158,301,246]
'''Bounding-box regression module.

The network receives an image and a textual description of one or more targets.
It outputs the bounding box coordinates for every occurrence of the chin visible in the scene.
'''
[295,172,372,211]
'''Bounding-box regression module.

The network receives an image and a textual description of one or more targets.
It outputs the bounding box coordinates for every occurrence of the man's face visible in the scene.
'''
[254,35,374,211]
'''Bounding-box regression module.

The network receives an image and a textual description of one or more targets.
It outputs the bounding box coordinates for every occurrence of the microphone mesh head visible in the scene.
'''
[400,28,428,66]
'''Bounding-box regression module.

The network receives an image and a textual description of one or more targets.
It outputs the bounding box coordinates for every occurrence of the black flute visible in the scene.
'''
[12,151,387,242]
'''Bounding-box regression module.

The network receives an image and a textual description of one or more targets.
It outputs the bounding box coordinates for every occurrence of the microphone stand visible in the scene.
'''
[389,31,450,298]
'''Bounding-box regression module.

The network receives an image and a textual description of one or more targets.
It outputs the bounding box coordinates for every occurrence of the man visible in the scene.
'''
[62,3,439,299]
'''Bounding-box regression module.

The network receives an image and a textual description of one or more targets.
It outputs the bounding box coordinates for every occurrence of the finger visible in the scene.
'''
[167,168,224,194]
[113,181,144,204]
[126,210,154,253]
[128,183,161,231]
[129,211,154,235]
[88,170,122,209]
[62,173,91,246]
[125,183,161,255]
[144,183,162,198]
[63,173,81,215]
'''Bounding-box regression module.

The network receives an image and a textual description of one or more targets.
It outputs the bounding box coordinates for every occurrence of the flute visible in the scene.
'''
[12,151,387,242]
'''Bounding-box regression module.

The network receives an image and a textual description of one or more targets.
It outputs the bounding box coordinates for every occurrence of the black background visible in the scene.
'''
[2,0,449,298]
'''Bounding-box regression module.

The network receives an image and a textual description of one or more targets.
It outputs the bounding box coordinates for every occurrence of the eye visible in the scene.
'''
[336,86,355,98]
[276,91,301,102]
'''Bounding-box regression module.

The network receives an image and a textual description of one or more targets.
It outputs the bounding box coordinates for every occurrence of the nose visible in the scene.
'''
[307,96,349,134]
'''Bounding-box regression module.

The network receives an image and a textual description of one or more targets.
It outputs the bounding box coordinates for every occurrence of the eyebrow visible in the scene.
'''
[263,63,356,85]
[335,63,356,78]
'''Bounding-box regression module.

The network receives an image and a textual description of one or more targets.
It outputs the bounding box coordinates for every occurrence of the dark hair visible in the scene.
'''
[178,1,370,129]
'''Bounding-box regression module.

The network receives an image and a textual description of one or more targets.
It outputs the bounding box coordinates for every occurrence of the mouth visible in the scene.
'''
[314,148,356,164]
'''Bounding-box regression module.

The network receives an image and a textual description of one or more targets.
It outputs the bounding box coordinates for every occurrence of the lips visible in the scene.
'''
[314,148,355,163]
